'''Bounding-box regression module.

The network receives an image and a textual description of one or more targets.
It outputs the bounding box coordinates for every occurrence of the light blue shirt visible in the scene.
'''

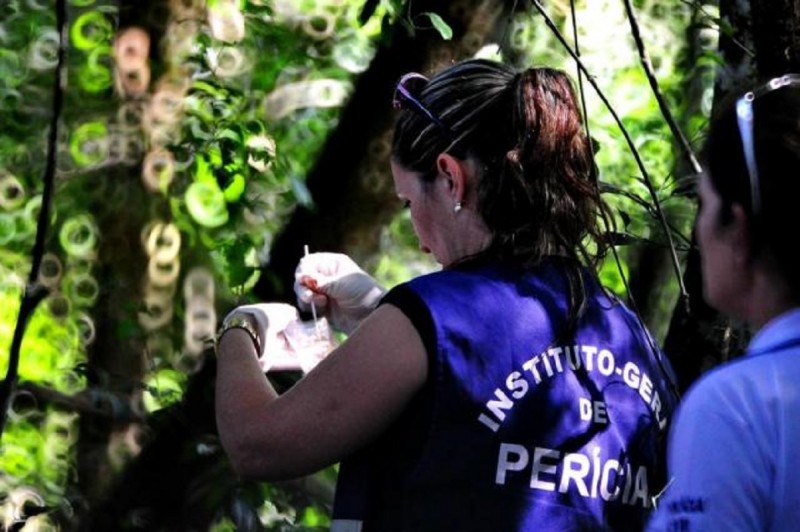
[647,307,800,531]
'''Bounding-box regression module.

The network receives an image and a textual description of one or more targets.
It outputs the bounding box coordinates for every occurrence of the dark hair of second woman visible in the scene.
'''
[703,83,800,300]
[392,59,611,334]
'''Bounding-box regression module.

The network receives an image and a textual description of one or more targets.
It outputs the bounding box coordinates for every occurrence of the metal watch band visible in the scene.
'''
[216,316,261,355]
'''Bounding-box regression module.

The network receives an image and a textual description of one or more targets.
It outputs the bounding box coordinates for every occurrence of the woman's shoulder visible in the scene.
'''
[405,257,570,285]
[686,355,761,395]
[677,352,792,427]
[395,259,616,318]
[400,261,506,290]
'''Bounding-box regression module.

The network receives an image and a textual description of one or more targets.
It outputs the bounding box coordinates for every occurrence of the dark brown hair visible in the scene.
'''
[704,80,800,298]
[392,58,611,334]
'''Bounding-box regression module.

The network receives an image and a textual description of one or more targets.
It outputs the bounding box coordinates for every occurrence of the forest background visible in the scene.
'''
[0,0,796,529]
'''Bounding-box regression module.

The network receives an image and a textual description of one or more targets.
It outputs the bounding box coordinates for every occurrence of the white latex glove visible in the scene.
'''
[221,303,300,372]
[293,252,387,334]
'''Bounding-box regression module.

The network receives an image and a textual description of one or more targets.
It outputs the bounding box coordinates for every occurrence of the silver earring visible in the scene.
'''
[454,202,462,213]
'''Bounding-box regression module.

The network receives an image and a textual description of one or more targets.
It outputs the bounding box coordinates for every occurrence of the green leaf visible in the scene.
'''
[192,80,224,97]
[217,131,242,146]
[299,504,331,527]
[223,174,246,202]
[195,155,216,184]
[421,12,453,40]
[221,239,257,288]
[714,16,735,37]
[185,181,229,227]
[619,210,632,230]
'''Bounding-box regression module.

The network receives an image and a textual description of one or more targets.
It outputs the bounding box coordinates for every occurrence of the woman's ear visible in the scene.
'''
[435,153,467,204]
[729,203,753,263]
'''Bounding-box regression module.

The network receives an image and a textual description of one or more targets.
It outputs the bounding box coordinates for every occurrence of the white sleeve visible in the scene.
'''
[646,376,770,532]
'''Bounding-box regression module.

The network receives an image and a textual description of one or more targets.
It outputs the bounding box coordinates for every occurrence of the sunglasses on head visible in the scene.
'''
[735,73,800,215]
[393,72,451,135]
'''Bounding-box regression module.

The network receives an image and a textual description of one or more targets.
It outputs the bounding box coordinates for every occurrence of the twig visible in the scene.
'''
[676,0,754,57]
[0,0,66,440]
[600,182,693,247]
[622,0,702,175]
[569,0,592,157]
[498,0,521,57]
[15,381,147,423]
[529,0,689,303]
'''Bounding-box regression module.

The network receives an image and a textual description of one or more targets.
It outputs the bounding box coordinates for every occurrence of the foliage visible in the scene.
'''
[0,0,712,528]
[505,0,709,338]
[1,0,389,527]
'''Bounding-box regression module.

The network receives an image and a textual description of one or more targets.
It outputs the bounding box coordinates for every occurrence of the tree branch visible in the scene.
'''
[14,381,146,423]
[622,0,702,176]
[0,0,66,440]
[530,0,689,305]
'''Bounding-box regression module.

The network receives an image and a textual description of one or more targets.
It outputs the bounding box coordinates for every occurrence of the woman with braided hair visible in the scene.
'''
[216,59,677,531]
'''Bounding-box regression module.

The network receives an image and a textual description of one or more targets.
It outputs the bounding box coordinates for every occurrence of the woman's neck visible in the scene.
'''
[747,267,798,330]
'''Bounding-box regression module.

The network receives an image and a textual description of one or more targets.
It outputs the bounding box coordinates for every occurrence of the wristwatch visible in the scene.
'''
[216,315,261,355]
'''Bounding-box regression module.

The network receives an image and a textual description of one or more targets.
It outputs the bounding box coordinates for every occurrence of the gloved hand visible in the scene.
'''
[294,252,387,334]
[221,303,300,372]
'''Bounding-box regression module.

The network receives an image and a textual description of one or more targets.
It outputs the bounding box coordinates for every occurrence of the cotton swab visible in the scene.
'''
[304,245,323,339]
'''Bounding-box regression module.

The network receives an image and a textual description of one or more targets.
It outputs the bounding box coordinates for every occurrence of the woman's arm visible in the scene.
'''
[215,303,428,480]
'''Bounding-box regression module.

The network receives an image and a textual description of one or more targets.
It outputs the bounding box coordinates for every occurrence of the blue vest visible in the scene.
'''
[332,260,677,531]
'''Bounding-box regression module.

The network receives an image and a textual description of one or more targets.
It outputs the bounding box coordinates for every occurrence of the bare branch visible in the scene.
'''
[530,0,689,304]
[15,381,146,423]
[0,0,66,440]
[622,0,703,175]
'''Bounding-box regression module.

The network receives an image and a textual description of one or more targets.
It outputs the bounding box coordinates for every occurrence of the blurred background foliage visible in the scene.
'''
[0,0,715,529]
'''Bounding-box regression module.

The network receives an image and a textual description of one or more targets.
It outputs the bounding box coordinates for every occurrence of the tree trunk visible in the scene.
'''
[751,0,800,77]
[76,170,151,503]
[254,0,519,301]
